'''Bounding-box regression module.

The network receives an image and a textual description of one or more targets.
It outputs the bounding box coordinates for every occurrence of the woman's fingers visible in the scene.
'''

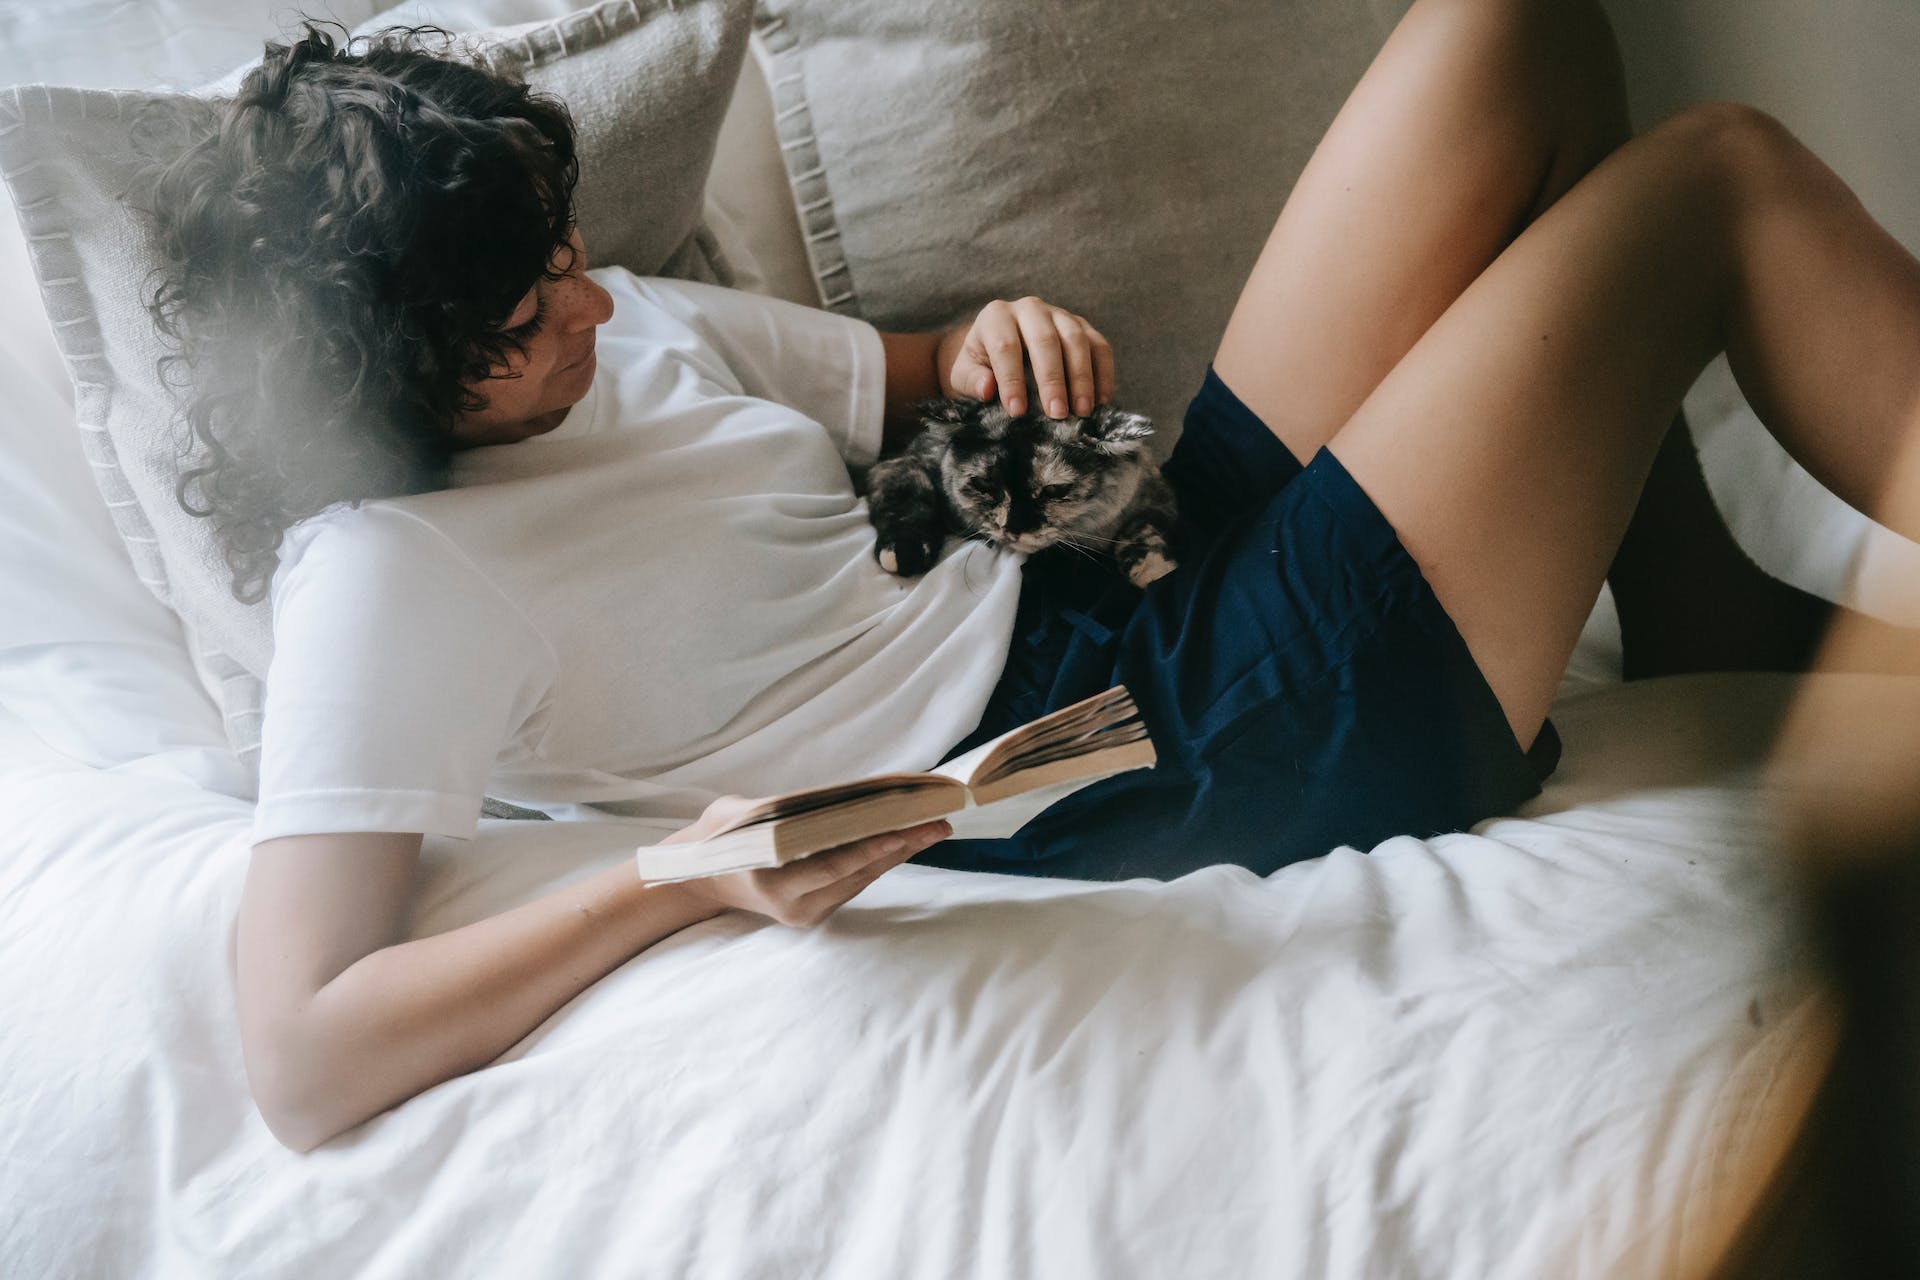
[791,832,927,918]
[1012,297,1071,419]
[1051,311,1098,416]
[748,841,877,899]
[758,819,950,903]
[971,300,1031,416]
[1085,323,1117,405]
[955,298,1117,417]
[939,323,991,402]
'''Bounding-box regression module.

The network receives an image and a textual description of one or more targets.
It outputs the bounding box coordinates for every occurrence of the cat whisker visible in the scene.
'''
[1050,537,1103,564]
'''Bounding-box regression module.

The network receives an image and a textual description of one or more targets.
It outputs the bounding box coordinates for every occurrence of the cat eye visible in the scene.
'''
[1037,484,1073,501]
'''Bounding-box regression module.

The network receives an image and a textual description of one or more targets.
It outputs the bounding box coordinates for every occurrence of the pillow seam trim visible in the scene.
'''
[751,9,859,316]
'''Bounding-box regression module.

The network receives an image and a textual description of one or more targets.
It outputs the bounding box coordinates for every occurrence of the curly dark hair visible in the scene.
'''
[143,21,580,604]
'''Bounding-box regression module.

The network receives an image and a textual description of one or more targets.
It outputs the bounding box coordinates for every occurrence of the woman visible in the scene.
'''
[154,2,1920,1150]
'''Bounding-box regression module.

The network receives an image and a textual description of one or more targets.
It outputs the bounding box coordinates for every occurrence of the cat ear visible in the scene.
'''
[919,396,1012,441]
[916,397,974,430]
[1080,406,1154,455]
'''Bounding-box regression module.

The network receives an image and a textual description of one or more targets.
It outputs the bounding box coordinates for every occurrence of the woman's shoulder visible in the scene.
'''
[272,500,469,605]
[283,496,437,551]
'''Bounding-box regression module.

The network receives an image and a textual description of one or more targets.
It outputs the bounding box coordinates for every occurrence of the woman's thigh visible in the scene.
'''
[1213,0,1628,465]
[1325,111,1747,753]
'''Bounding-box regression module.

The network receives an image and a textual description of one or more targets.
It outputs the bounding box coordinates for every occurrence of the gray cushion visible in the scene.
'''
[753,0,1397,439]
[0,0,753,772]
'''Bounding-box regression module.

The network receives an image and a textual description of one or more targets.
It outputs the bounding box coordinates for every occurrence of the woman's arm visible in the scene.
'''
[237,803,952,1153]
[876,329,945,458]
[876,299,1117,457]
[237,831,725,1153]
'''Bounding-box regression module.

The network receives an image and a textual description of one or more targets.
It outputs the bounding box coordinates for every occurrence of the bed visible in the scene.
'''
[0,0,1897,1275]
[0,664,1853,1277]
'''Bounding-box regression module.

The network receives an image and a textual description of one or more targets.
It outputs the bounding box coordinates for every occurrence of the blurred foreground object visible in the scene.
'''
[1706,445,1920,1277]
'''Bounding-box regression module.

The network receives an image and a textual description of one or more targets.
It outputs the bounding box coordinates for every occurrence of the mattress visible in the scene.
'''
[0,671,1846,1278]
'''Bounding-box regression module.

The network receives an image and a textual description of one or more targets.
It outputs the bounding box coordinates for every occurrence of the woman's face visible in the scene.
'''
[448,227,615,448]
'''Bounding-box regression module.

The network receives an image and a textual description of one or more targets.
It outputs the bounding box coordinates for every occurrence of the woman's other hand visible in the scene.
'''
[936,296,1116,420]
[656,794,952,929]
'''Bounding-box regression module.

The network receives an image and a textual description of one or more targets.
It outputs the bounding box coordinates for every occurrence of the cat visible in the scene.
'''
[863,397,1180,588]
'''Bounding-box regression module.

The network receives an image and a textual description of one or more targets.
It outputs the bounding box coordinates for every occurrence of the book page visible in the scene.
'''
[928,734,1002,787]
[941,772,1124,840]
[643,685,1152,882]
[929,685,1142,787]
[637,782,969,883]
[967,735,1158,807]
[702,772,956,835]
[992,722,1151,775]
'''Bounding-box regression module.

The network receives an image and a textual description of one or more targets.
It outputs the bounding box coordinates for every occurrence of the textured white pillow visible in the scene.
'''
[705,38,817,308]
[0,3,408,794]
[0,200,250,794]
[751,0,1396,436]
[0,2,391,93]
[0,0,752,775]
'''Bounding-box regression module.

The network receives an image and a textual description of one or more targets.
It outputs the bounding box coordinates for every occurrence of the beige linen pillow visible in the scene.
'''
[752,0,1396,441]
[0,0,752,772]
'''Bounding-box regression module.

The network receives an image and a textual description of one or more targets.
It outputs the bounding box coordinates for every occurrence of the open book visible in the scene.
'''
[633,685,1157,884]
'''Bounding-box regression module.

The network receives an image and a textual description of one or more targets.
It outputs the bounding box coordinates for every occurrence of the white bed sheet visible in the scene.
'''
[0,673,1845,1278]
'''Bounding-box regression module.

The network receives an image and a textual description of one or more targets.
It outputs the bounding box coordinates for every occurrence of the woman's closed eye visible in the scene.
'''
[503,293,548,343]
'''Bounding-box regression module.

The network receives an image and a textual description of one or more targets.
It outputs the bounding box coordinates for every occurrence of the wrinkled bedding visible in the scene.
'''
[0,671,1846,1278]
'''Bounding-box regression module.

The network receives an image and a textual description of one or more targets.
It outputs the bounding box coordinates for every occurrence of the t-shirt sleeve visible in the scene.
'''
[621,271,887,469]
[250,507,555,844]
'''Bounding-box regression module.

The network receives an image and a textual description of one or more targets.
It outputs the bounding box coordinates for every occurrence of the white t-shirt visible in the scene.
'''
[250,269,1025,842]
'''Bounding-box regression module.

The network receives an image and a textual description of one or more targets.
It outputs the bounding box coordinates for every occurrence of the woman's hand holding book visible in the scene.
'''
[660,794,952,929]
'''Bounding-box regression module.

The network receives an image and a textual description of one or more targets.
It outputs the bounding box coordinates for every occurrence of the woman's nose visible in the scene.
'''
[585,274,615,326]
[560,271,616,332]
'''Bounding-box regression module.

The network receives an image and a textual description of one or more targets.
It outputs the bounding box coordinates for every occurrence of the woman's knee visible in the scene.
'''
[1641,102,1823,213]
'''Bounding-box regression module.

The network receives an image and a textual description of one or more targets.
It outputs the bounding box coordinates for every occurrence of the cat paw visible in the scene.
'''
[875,530,944,577]
[1125,550,1177,588]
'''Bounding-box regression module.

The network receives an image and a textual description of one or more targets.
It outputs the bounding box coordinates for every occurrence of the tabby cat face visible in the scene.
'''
[936,402,1154,554]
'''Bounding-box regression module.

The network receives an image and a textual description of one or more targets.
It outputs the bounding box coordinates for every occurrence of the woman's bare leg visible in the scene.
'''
[1213,0,1629,459]
[1210,0,1844,685]
[1324,103,1920,748]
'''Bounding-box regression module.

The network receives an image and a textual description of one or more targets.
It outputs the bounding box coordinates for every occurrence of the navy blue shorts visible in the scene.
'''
[916,364,1562,882]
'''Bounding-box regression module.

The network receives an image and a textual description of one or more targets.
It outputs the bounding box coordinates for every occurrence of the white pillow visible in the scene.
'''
[0,0,608,792]
[0,2,392,94]
[0,183,250,794]
[1687,353,1920,623]
[0,0,751,778]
